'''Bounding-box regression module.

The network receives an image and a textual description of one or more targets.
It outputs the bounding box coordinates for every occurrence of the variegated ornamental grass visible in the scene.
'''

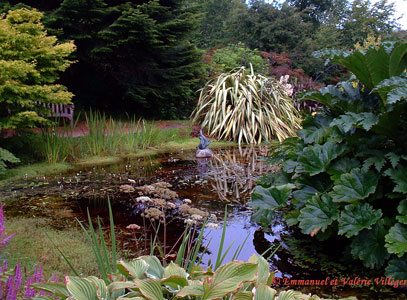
[191,66,301,144]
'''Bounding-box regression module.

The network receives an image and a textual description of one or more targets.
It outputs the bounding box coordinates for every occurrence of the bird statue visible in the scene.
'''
[196,129,213,158]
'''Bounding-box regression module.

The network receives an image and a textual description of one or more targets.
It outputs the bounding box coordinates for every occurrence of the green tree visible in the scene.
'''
[47,0,203,118]
[0,8,75,129]
[0,8,75,173]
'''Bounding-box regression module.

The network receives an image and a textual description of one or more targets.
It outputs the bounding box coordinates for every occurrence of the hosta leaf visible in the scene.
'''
[298,194,339,235]
[202,261,258,299]
[85,276,107,299]
[254,284,276,300]
[134,279,164,300]
[176,281,204,298]
[232,291,253,300]
[248,255,269,285]
[66,276,98,300]
[386,257,407,280]
[330,112,379,132]
[299,142,346,176]
[350,220,390,269]
[397,199,407,224]
[161,262,188,289]
[31,283,69,298]
[327,158,360,181]
[117,259,149,279]
[331,169,379,203]
[384,165,407,194]
[251,184,295,210]
[139,256,164,279]
[337,202,382,237]
[385,223,407,257]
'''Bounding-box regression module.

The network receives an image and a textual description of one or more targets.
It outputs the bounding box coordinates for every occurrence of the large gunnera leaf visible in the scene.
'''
[251,184,295,210]
[337,202,382,237]
[298,194,339,236]
[298,115,340,144]
[384,165,407,194]
[327,158,360,181]
[385,223,407,257]
[330,169,379,203]
[330,112,379,132]
[350,220,390,269]
[397,199,407,224]
[298,142,346,176]
[386,257,407,280]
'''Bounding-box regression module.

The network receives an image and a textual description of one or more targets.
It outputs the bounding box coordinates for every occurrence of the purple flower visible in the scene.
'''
[0,204,16,248]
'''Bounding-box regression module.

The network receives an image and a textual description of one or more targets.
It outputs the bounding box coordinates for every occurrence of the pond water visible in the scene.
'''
[1,146,406,300]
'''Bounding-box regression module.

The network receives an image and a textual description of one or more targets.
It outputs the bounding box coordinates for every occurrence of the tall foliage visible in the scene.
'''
[191,67,301,144]
[47,0,203,118]
[250,41,407,278]
[0,8,75,130]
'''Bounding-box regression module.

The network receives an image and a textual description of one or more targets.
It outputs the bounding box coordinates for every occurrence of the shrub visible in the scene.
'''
[32,254,355,300]
[250,40,407,279]
[191,66,301,144]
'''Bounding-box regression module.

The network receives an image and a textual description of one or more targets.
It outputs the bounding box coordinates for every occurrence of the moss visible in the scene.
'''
[0,162,71,185]
[74,155,122,167]
[2,217,100,278]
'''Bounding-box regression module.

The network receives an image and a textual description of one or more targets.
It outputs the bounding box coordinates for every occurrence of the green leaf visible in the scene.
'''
[299,194,339,235]
[298,115,337,144]
[176,281,204,298]
[327,158,360,181]
[30,282,70,298]
[386,257,407,280]
[387,86,407,104]
[385,223,407,257]
[350,220,390,269]
[139,256,164,279]
[66,276,99,300]
[299,142,346,176]
[201,261,258,299]
[330,112,379,132]
[85,276,108,299]
[251,184,295,210]
[337,202,382,237]
[161,262,189,289]
[248,255,270,285]
[232,291,253,300]
[254,284,276,300]
[384,165,407,194]
[134,279,164,300]
[386,152,401,168]
[117,259,149,279]
[362,156,386,172]
[396,199,407,224]
[331,169,379,203]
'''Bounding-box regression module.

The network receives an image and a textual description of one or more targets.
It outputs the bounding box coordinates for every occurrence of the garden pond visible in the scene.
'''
[1,146,406,300]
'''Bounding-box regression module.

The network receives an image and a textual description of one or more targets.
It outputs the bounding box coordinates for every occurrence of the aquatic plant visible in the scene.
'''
[31,254,356,300]
[191,66,302,144]
[250,40,407,279]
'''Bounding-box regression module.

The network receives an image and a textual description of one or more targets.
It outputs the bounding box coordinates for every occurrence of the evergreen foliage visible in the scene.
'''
[47,0,203,118]
[0,8,75,130]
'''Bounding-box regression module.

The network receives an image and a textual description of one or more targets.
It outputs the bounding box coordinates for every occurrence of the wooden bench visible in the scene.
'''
[36,102,75,126]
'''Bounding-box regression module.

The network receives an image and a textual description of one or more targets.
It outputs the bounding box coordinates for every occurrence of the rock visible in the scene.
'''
[196,148,213,158]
